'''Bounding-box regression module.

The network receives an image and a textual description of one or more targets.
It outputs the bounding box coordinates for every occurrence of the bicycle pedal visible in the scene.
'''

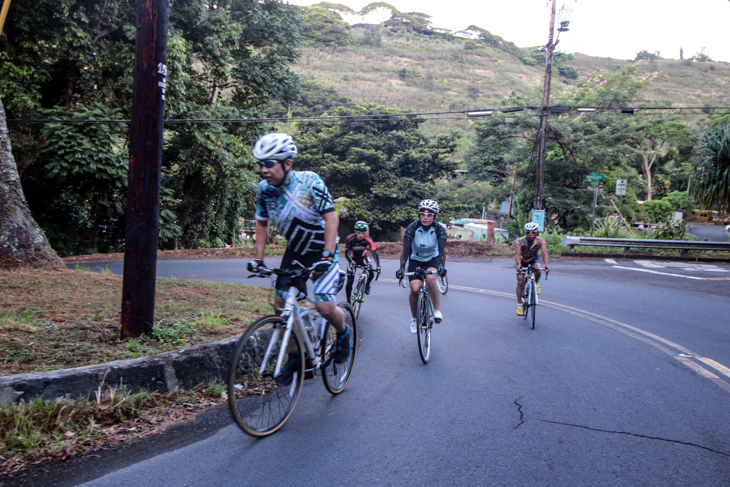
[304,369,314,380]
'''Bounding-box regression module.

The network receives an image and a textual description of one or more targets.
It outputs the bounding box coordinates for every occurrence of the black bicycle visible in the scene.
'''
[401,268,439,364]
[228,264,358,437]
[349,263,379,319]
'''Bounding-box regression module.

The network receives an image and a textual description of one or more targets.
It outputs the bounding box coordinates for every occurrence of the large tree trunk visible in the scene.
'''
[0,98,63,269]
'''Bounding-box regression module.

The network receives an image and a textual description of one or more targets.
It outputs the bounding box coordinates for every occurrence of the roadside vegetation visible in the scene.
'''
[0,268,271,376]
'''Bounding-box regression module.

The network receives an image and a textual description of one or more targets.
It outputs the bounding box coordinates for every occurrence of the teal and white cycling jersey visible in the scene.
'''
[255,170,335,258]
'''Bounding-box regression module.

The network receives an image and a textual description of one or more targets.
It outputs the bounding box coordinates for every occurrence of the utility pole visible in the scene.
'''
[121,0,169,338]
[534,0,557,212]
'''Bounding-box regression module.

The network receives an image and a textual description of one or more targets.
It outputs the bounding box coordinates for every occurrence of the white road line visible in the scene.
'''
[612,265,704,280]
[604,259,617,264]
[443,283,730,395]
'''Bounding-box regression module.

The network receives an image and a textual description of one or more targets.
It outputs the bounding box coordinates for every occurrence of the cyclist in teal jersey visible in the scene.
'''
[515,222,550,316]
[395,199,447,333]
[247,133,350,372]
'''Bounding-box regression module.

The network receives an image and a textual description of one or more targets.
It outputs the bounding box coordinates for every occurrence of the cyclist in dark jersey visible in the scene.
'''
[247,133,350,373]
[344,221,381,303]
[395,199,448,333]
[515,222,550,316]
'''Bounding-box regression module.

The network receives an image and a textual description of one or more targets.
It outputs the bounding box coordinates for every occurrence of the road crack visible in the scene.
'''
[513,399,524,429]
[541,420,730,457]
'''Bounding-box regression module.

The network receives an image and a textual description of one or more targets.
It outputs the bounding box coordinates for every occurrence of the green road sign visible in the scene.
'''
[585,172,605,181]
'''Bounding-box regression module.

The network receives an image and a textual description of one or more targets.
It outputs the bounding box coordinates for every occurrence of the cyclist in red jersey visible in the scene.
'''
[344,221,381,304]
[515,222,550,316]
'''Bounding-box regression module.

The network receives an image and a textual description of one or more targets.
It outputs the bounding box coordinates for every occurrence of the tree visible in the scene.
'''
[622,114,693,200]
[295,103,458,238]
[0,99,62,269]
[300,6,351,47]
[691,124,730,214]
[3,0,305,255]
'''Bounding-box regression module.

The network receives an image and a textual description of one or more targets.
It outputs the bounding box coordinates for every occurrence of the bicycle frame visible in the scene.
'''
[522,265,538,307]
[263,286,320,380]
[352,263,370,288]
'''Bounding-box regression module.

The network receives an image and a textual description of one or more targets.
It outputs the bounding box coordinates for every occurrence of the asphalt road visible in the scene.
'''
[688,222,729,242]
[28,257,730,486]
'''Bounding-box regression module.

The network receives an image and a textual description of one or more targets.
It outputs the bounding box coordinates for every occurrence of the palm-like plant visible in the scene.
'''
[691,124,730,213]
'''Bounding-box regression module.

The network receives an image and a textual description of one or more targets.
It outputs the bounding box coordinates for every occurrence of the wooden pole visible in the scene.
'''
[535,0,557,211]
[121,0,169,338]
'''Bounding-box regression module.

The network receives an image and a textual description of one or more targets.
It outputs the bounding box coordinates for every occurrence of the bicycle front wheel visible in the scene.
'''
[437,274,448,295]
[322,303,358,394]
[228,315,305,437]
[530,281,537,329]
[416,292,432,364]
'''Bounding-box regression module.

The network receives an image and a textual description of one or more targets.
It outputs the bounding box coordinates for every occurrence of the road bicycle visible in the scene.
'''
[227,263,358,437]
[349,263,379,319]
[401,268,439,364]
[520,263,547,329]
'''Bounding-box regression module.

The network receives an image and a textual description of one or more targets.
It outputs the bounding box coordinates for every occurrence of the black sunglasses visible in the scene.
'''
[526,231,538,234]
[256,160,280,168]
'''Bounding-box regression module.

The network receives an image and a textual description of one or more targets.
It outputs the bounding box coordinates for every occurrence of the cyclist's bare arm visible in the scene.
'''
[255,219,269,261]
[321,210,338,255]
[540,243,549,271]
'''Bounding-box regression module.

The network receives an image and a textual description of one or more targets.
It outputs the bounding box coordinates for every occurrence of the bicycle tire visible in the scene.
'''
[322,302,358,394]
[351,275,365,319]
[416,291,432,364]
[228,315,305,437]
[437,274,449,295]
[530,280,537,329]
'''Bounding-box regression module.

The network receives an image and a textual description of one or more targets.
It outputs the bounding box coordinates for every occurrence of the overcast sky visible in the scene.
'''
[287,0,730,62]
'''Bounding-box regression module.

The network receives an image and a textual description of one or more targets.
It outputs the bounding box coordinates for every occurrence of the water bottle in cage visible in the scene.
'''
[300,307,315,341]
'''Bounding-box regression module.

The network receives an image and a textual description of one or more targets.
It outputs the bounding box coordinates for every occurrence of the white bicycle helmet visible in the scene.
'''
[524,222,540,232]
[252,133,297,161]
[418,199,440,214]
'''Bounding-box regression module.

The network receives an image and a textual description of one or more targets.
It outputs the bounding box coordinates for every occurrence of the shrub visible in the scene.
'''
[641,199,673,223]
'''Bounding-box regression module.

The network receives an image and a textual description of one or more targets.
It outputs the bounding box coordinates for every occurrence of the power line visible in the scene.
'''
[5,104,730,125]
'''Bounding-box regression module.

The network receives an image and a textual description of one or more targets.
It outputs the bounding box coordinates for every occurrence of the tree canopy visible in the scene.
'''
[295,103,458,237]
[2,0,304,255]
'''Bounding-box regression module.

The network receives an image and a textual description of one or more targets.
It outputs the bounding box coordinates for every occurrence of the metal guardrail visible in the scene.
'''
[561,236,730,256]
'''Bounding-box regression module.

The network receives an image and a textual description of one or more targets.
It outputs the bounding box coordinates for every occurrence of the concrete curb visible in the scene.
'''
[0,336,241,406]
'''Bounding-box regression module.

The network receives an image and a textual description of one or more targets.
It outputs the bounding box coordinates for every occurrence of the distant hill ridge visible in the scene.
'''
[292,22,730,134]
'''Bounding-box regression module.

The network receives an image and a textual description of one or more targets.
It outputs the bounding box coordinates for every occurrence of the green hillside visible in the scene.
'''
[292,26,730,134]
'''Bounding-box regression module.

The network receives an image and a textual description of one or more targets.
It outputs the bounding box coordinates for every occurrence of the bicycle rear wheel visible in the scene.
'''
[416,292,432,364]
[351,275,365,319]
[437,274,448,295]
[228,315,304,437]
[322,303,358,394]
[530,281,537,329]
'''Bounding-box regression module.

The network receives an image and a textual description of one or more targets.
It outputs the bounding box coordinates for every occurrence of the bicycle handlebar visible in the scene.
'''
[248,260,316,280]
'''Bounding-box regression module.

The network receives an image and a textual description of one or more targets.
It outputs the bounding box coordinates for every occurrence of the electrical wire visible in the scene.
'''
[5,104,730,125]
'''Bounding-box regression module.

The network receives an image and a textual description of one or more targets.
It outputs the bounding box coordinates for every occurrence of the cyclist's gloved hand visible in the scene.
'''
[395,268,404,280]
[312,259,332,276]
[248,259,265,273]
[438,266,447,277]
